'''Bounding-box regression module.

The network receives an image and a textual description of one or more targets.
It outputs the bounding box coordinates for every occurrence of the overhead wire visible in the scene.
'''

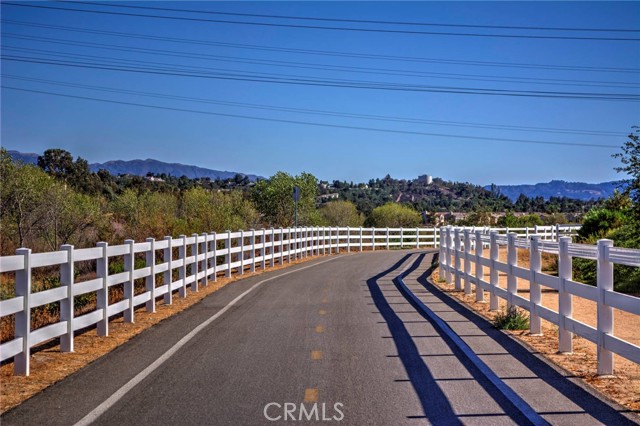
[4,19,639,74]
[1,85,620,149]
[3,35,639,89]
[65,1,640,33]
[4,54,639,101]
[3,2,640,41]
[3,74,625,137]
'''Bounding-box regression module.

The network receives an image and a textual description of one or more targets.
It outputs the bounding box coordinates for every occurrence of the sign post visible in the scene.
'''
[293,186,300,229]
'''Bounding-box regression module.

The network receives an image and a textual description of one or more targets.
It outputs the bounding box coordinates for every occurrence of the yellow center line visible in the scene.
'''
[311,350,323,360]
[319,309,327,315]
[315,325,325,333]
[304,388,318,403]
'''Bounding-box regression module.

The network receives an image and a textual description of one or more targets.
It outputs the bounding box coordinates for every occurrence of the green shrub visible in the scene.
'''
[578,208,628,241]
[493,306,529,330]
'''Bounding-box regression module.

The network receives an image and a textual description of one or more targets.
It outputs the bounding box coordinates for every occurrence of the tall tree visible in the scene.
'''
[320,200,364,227]
[252,171,319,227]
[613,127,640,218]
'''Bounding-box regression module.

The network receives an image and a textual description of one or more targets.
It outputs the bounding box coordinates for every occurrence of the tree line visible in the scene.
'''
[0,149,422,255]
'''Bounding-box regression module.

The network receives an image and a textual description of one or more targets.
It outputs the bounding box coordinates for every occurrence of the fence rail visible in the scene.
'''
[438,225,640,375]
[0,224,575,376]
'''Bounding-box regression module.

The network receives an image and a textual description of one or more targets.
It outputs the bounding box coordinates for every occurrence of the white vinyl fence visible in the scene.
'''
[439,226,640,375]
[0,224,574,376]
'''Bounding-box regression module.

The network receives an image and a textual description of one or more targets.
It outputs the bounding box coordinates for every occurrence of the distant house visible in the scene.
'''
[318,193,340,202]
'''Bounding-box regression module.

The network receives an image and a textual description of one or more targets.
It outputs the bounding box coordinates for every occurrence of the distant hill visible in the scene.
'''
[7,150,259,181]
[487,180,623,201]
[7,150,39,165]
[90,159,259,181]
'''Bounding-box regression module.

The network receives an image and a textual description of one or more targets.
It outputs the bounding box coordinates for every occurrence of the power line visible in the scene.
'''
[4,35,639,89]
[66,1,640,33]
[2,85,620,149]
[4,54,639,101]
[4,74,624,137]
[4,2,639,42]
[4,19,639,74]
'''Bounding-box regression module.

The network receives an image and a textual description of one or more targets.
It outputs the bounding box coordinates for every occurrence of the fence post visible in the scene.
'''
[250,229,256,272]
[534,225,539,237]
[555,224,561,241]
[360,227,364,252]
[225,231,232,278]
[201,233,208,287]
[439,228,445,278]
[163,236,173,304]
[145,238,156,313]
[489,232,499,311]
[211,232,217,282]
[178,235,187,297]
[260,228,266,269]
[597,239,614,375]
[314,227,318,256]
[400,227,404,249]
[239,230,246,274]
[371,227,376,251]
[321,227,325,255]
[268,228,274,267]
[279,228,284,264]
[454,228,462,290]
[124,239,135,323]
[14,248,32,375]
[507,233,518,309]
[386,227,390,250]
[443,227,451,283]
[190,234,199,292]
[328,227,332,255]
[307,227,311,257]
[416,227,420,249]
[97,242,109,336]
[529,236,542,335]
[474,231,484,302]
[60,244,74,353]
[346,227,351,253]
[463,229,471,295]
[558,236,573,353]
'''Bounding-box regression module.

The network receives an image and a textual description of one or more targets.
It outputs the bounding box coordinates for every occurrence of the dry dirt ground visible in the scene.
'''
[432,246,640,414]
[0,255,319,413]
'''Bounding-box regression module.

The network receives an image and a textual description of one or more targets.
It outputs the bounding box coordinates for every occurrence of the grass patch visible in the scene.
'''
[493,306,529,330]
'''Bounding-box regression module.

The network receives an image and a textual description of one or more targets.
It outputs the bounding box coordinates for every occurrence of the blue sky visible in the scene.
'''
[1,1,639,185]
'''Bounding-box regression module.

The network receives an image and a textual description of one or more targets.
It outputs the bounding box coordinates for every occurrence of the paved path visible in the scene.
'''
[2,251,637,425]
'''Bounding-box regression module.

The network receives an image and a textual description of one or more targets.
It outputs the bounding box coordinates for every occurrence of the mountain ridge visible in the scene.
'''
[486,180,623,201]
[6,150,259,181]
[6,150,620,200]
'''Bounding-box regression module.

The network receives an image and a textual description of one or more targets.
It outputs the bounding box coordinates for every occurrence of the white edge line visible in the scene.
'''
[395,262,550,426]
[74,256,341,426]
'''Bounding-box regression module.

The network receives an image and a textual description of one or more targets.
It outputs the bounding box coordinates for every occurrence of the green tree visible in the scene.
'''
[252,171,318,227]
[613,127,640,219]
[181,188,259,233]
[39,185,104,250]
[37,148,101,194]
[367,203,421,228]
[320,200,364,227]
[1,149,52,251]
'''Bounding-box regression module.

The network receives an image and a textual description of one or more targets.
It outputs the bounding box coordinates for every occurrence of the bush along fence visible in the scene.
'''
[0,224,575,376]
[438,225,640,375]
